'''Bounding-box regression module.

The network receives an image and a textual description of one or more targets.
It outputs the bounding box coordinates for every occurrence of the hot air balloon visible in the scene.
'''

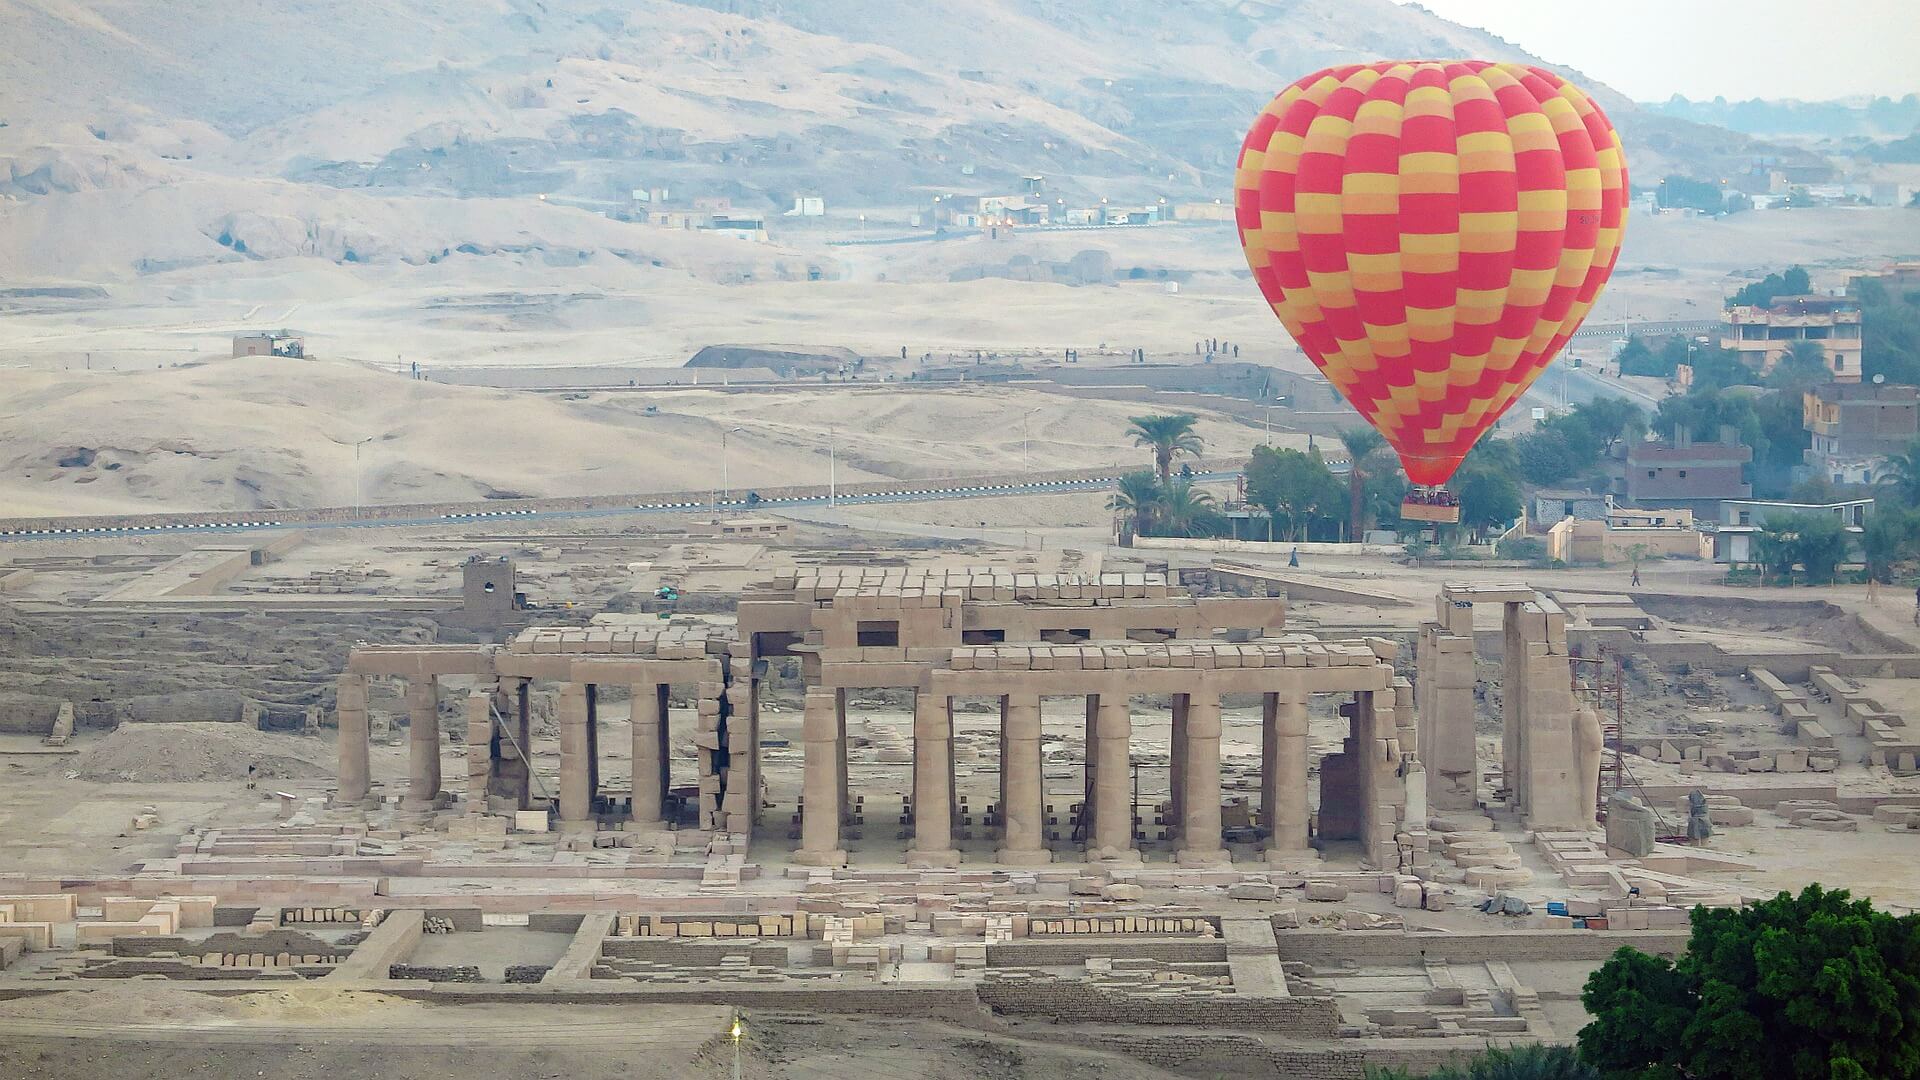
[1235,61,1627,524]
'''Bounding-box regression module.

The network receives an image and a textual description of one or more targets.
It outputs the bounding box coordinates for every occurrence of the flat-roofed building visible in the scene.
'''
[1722,296,1862,383]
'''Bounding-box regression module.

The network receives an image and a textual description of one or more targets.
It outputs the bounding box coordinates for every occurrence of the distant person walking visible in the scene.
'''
[1630,566,1641,588]
[1867,577,1880,605]
[1288,547,1300,568]
[1913,584,1920,626]
[246,763,257,791]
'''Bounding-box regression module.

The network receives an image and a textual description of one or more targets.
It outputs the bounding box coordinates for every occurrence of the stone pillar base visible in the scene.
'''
[399,792,450,812]
[904,849,962,868]
[996,848,1054,866]
[557,819,599,835]
[1089,847,1144,864]
[794,848,848,867]
[1264,848,1322,869]
[1176,848,1232,867]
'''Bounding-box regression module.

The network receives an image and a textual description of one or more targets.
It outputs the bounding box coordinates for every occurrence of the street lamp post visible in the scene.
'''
[1023,407,1041,473]
[720,426,744,503]
[353,435,378,520]
[828,427,837,508]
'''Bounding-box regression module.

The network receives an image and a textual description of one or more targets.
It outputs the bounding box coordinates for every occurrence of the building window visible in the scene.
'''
[1647,470,1656,478]
[856,620,900,647]
[1739,512,1751,525]
[962,629,1006,644]
[1678,470,1687,479]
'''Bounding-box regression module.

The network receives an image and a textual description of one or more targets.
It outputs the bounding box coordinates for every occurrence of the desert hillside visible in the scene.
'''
[0,357,1289,514]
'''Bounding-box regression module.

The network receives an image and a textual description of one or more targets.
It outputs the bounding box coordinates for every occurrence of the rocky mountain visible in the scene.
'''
[0,0,1813,283]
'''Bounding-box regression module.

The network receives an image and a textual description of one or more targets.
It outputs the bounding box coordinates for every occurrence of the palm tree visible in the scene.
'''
[1159,479,1220,538]
[1335,427,1388,542]
[1109,471,1164,540]
[1126,413,1203,483]
[1879,437,1920,507]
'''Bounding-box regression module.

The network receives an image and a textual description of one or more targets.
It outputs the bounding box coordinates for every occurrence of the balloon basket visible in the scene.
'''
[1400,499,1460,524]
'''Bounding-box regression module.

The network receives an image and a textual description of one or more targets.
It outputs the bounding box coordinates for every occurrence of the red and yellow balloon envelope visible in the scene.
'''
[1235,61,1627,523]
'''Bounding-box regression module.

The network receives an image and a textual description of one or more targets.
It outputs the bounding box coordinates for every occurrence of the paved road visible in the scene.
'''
[0,472,1242,544]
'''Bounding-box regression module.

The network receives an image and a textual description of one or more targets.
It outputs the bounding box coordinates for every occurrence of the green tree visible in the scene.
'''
[1578,885,1920,1080]
[1370,1043,1597,1080]
[1336,427,1389,541]
[1454,442,1523,543]
[1126,413,1203,483]
[1879,437,1920,507]
[1755,511,1850,585]
[1852,277,1920,385]
[1730,265,1812,308]
[1862,507,1917,584]
[1245,445,1342,541]
[1158,479,1221,538]
[1108,471,1163,540]
[1766,339,1829,390]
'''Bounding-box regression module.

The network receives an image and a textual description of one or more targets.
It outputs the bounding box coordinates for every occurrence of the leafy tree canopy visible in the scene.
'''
[1580,885,1920,1080]
[1730,266,1812,308]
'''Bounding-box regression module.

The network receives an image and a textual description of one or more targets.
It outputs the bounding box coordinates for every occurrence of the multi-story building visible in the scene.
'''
[1722,296,1863,383]
[1610,428,1753,515]
[1803,382,1920,484]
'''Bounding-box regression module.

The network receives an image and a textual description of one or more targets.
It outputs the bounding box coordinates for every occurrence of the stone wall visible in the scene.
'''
[1277,929,1689,964]
[976,976,1339,1034]
[987,939,1227,967]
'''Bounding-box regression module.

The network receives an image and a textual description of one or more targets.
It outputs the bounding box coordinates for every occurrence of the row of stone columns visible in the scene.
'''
[337,673,673,826]
[335,671,446,811]
[794,688,1314,866]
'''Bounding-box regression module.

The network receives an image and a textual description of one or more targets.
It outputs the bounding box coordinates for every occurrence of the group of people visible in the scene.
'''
[1402,487,1460,507]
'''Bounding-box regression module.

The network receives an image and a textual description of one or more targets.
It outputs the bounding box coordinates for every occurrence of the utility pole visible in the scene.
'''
[721,426,744,503]
[353,435,378,520]
[828,428,837,508]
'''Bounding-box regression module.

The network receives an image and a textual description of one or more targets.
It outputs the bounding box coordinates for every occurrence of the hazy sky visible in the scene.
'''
[1398,0,1919,101]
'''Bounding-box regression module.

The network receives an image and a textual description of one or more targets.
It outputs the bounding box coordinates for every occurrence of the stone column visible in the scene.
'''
[1422,601,1480,811]
[1091,693,1137,861]
[796,687,846,865]
[1265,691,1312,860]
[835,688,851,826]
[1177,689,1228,865]
[335,673,371,806]
[1167,693,1189,844]
[502,680,532,808]
[998,693,1051,864]
[464,685,494,809]
[1514,600,1586,829]
[908,689,959,867]
[630,682,667,828]
[402,675,441,808]
[557,681,593,827]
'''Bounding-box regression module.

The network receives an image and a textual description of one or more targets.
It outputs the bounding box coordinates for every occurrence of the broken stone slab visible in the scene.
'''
[1303,881,1348,902]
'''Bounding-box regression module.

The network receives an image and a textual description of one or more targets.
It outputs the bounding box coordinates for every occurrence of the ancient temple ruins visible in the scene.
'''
[336,570,1597,864]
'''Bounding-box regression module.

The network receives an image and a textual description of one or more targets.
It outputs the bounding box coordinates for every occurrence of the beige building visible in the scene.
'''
[1721,296,1863,383]
[1546,512,1711,565]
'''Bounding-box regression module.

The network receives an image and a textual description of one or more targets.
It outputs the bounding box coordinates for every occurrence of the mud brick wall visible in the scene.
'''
[390,965,484,982]
[505,965,551,983]
[599,939,790,967]
[986,939,1227,967]
[975,979,1339,1034]
[113,930,337,958]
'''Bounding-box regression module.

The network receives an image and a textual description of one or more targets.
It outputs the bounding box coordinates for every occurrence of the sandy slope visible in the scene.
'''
[0,357,1273,514]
